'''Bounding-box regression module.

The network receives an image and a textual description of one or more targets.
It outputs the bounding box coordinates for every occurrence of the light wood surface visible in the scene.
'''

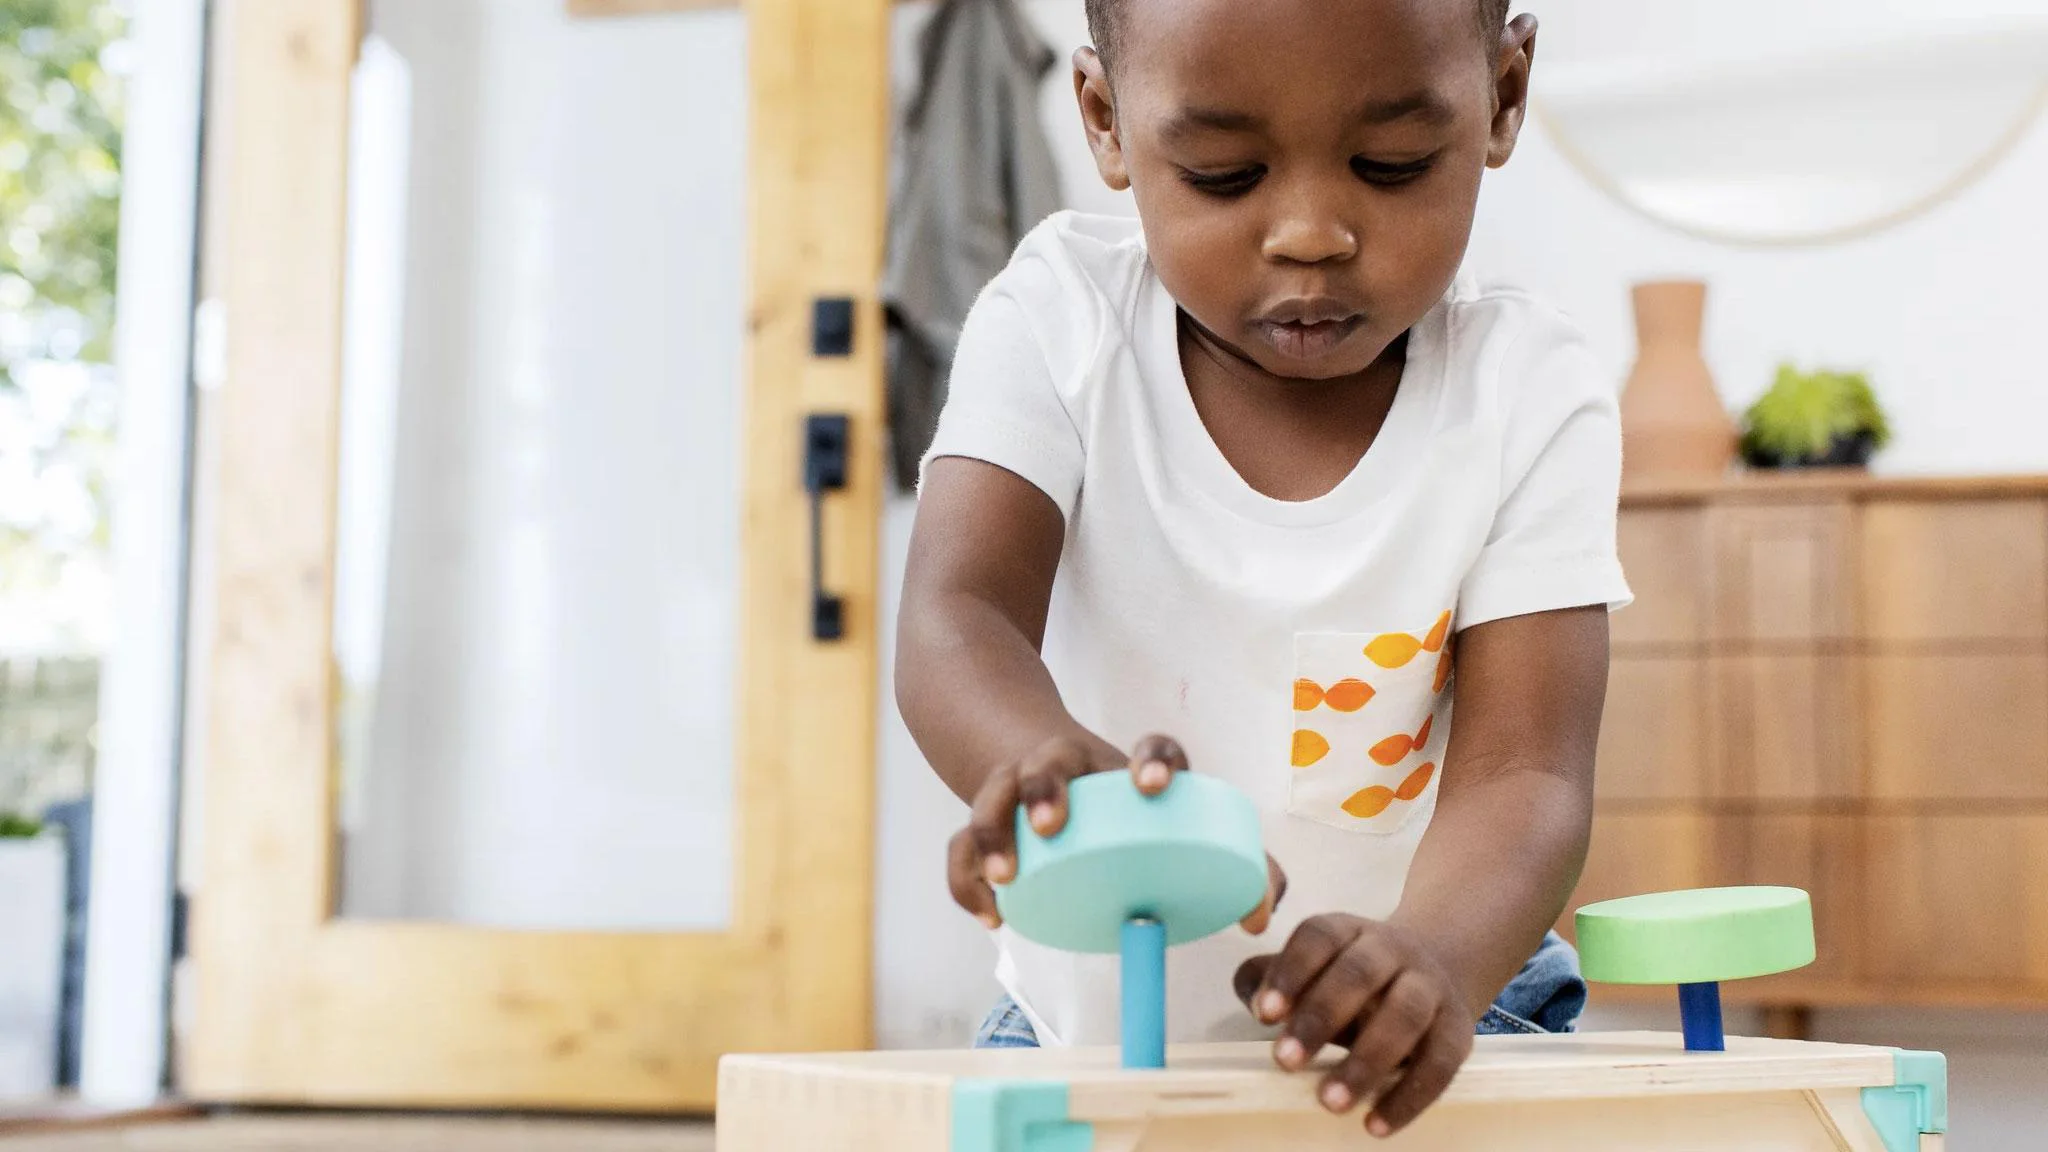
[1069,1093,1893,1152]
[1612,508,1709,646]
[1596,657,1708,799]
[1623,468,2048,507]
[186,0,890,1110]
[718,1034,1909,1151]
[1862,814,2048,987]
[1707,503,1854,643]
[1859,499,2048,641]
[736,0,892,1076]
[1706,655,1859,799]
[1864,653,2048,800]
[189,0,362,1100]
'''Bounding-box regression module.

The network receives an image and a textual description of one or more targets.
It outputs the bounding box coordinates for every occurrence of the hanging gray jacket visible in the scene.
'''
[882,0,1065,492]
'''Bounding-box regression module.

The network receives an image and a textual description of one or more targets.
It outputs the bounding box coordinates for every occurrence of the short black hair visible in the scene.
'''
[1085,0,1514,71]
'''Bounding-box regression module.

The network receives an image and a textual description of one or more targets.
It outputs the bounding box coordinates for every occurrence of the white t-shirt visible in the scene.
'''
[922,211,1632,1048]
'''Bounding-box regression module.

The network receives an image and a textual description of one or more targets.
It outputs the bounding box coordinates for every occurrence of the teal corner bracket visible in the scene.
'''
[951,1079,1094,1152]
[1860,1049,1949,1152]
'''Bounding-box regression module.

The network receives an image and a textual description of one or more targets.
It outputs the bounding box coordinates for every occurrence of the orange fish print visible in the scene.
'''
[1364,611,1453,670]
[1395,761,1435,800]
[1432,646,1453,694]
[1341,763,1435,819]
[1369,713,1434,766]
[1291,729,1331,767]
[1294,677,1375,713]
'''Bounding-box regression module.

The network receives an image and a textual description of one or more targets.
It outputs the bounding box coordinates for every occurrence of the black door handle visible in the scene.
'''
[803,414,850,641]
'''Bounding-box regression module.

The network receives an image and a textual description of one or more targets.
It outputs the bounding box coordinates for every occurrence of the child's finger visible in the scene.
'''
[1232,954,1275,1010]
[1239,853,1288,934]
[1318,970,1440,1117]
[1256,915,1363,1032]
[967,764,1022,884]
[1015,740,1091,837]
[1281,941,1399,1076]
[1359,1008,1472,1138]
[946,828,1003,929]
[1126,733,1189,794]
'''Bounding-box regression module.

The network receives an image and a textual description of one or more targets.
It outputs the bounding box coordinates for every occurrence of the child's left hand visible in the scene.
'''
[1232,915,1475,1139]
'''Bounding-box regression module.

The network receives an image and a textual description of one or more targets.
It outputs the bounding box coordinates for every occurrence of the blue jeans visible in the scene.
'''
[973,930,1587,1048]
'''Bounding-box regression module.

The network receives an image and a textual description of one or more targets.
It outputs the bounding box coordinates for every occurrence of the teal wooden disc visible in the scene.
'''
[1576,886,1817,985]
[996,772,1267,955]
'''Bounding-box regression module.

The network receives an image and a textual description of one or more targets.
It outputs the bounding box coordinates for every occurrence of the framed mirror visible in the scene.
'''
[1529,0,2048,246]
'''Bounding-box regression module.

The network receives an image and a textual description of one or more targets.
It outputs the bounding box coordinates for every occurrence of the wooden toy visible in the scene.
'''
[995,772,1268,1069]
[720,1032,1946,1150]
[717,776,1947,1150]
[1576,885,1818,1053]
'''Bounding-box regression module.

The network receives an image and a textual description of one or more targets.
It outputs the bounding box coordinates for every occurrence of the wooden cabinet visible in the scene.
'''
[1862,815,2048,990]
[1569,473,2048,1011]
[1707,503,1854,643]
[1706,654,1859,800]
[1597,657,1709,800]
[1858,500,2048,642]
[1863,653,2048,801]
[1611,510,1709,646]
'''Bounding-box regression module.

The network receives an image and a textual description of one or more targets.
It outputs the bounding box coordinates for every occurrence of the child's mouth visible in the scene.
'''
[1258,316,1362,361]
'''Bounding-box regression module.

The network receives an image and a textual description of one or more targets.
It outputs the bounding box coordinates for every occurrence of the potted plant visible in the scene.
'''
[1739,364,1892,469]
[0,811,66,1097]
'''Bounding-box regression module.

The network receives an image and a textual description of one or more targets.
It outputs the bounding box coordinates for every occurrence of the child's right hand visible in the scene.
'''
[946,733,1287,934]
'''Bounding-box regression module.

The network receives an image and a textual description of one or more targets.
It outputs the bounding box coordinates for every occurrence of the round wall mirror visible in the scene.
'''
[1528,0,2048,246]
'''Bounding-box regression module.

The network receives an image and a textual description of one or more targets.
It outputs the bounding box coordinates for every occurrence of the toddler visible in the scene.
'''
[897,0,1628,1137]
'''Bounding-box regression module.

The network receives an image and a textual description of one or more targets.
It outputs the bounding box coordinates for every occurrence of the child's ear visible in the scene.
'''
[1486,14,1540,169]
[1073,47,1130,192]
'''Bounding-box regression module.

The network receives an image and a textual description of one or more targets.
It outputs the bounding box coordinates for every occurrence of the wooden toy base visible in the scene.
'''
[718,1032,1944,1150]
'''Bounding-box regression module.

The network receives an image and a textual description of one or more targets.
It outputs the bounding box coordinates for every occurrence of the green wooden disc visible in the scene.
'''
[995,772,1267,955]
[1576,886,1816,985]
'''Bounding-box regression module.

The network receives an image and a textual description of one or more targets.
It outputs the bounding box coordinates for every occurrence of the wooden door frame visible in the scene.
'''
[187,0,886,1110]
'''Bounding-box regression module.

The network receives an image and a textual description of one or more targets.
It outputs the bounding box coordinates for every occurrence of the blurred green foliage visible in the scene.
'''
[0,0,126,626]
[1,0,125,377]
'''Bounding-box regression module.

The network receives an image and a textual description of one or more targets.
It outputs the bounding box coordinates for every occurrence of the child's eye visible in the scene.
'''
[1352,155,1435,186]
[1179,165,1265,197]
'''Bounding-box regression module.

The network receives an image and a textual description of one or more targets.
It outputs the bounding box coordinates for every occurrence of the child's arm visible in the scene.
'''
[1234,603,1607,1137]
[900,455,1285,934]
[1387,604,1606,1024]
[897,456,1121,805]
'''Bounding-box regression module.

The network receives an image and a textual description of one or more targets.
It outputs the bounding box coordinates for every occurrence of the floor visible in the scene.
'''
[0,1115,716,1151]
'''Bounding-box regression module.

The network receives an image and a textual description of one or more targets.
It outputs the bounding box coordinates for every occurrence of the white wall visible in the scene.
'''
[874,2,2048,1146]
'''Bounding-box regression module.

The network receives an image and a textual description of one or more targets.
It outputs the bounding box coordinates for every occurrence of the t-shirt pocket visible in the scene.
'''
[1288,614,1454,835]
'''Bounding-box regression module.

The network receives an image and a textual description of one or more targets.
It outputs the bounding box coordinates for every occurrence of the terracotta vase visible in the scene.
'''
[1619,280,1736,482]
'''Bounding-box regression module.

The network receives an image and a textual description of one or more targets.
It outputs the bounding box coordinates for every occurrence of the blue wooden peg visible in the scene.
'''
[1120,917,1166,1069]
[1678,981,1725,1052]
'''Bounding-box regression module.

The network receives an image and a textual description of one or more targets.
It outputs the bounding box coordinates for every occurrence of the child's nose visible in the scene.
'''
[1262,199,1359,266]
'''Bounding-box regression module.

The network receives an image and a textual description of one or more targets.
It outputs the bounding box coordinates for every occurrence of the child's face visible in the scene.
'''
[1076,0,1534,381]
